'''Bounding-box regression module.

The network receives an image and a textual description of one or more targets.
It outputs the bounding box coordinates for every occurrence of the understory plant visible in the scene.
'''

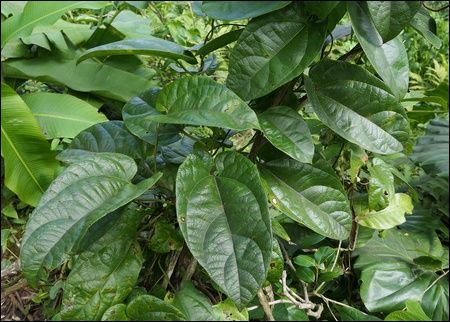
[1,1,449,321]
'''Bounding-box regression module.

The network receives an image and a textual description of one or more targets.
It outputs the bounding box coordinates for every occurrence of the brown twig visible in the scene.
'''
[257,288,275,321]
[1,279,28,300]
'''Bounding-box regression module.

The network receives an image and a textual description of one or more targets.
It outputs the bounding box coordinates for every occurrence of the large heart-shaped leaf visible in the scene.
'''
[259,106,314,163]
[22,92,107,139]
[77,37,197,64]
[57,121,149,162]
[1,83,59,206]
[20,153,162,287]
[59,205,144,321]
[176,151,272,309]
[227,3,327,100]
[173,281,217,321]
[201,1,291,20]
[354,229,448,314]
[1,1,108,47]
[259,159,352,240]
[153,76,259,131]
[122,88,181,146]
[366,1,420,42]
[305,60,409,154]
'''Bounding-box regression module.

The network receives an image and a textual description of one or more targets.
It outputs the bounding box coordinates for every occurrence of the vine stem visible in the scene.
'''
[423,270,449,293]
[257,288,275,321]
[314,240,342,294]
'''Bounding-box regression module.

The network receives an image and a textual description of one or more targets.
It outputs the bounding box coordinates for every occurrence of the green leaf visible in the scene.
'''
[334,306,382,321]
[421,277,449,321]
[126,295,186,321]
[101,304,129,321]
[148,221,183,253]
[227,3,327,100]
[412,118,449,178]
[20,153,161,287]
[273,303,309,321]
[259,106,314,163]
[173,281,217,321]
[176,151,272,309]
[385,300,432,321]
[77,37,197,65]
[1,83,59,207]
[201,1,291,20]
[21,92,107,139]
[314,246,335,266]
[296,267,315,283]
[1,1,108,47]
[60,205,144,321]
[305,60,409,154]
[122,88,181,146]
[1,204,18,219]
[2,45,155,102]
[196,29,243,56]
[302,1,340,20]
[357,193,413,229]
[354,229,447,313]
[20,19,95,53]
[366,1,420,42]
[259,159,352,240]
[368,158,395,211]
[349,3,410,100]
[111,10,153,39]
[267,239,284,283]
[1,1,26,17]
[213,298,249,321]
[410,7,442,49]
[347,2,383,46]
[57,121,149,162]
[293,255,316,268]
[154,76,259,131]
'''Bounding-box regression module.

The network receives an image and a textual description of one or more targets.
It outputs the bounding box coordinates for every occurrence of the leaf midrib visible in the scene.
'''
[33,113,98,124]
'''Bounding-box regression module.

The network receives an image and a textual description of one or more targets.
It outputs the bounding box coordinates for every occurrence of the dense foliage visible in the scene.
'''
[1,1,449,321]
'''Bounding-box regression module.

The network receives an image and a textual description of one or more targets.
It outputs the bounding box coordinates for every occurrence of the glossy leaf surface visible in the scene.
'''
[259,159,352,240]
[154,76,259,130]
[227,3,327,100]
[57,121,148,162]
[305,60,409,154]
[173,281,217,321]
[60,206,143,320]
[20,153,161,287]
[366,1,420,42]
[201,1,291,20]
[259,106,314,163]
[354,229,447,313]
[122,88,180,145]
[176,151,272,309]
[77,37,197,64]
